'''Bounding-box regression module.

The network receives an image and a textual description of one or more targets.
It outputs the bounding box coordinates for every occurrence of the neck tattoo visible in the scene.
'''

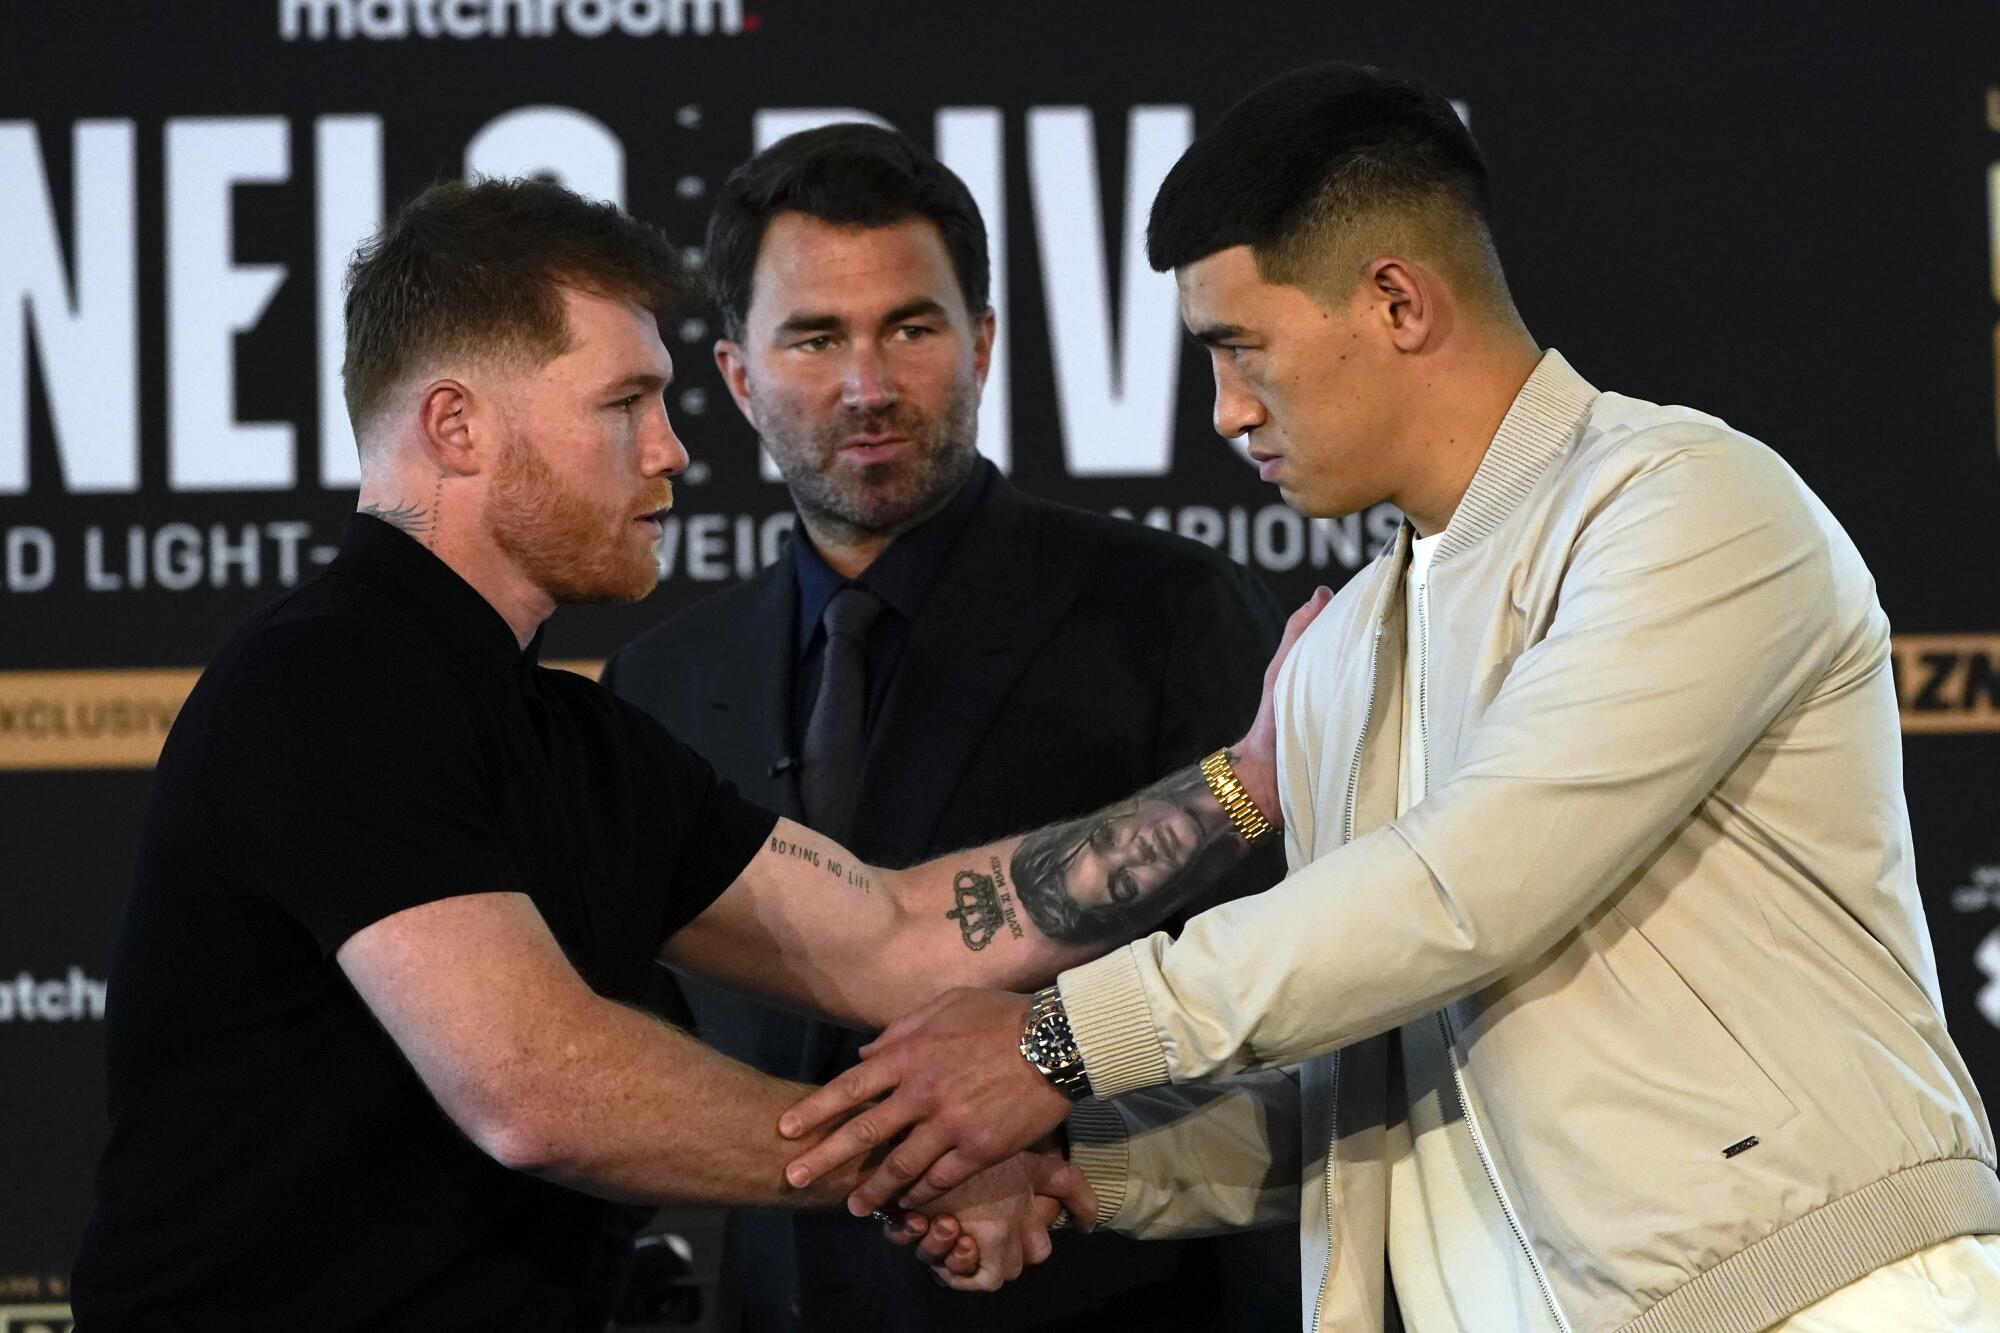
[359,495,435,545]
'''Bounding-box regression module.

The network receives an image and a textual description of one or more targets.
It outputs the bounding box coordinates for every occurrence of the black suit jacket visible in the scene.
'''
[604,471,1298,1332]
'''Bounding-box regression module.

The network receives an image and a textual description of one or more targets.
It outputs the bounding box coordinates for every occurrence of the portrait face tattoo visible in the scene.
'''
[1008,767,1235,943]
[1063,795,1207,908]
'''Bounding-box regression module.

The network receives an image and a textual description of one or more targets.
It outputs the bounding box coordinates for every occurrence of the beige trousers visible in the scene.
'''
[1771,1235,2000,1331]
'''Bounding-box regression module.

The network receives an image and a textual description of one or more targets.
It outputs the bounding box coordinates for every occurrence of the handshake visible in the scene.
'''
[868,1133,1097,1292]
[779,985,1117,1293]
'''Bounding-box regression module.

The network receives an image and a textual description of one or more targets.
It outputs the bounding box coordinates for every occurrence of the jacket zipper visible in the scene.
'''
[1439,1011,1572,1332]
[1339,625,1384,847]
[1418,574,1571,1332]
[1314,623,1382,1333]
[1310,1049,1341,1333]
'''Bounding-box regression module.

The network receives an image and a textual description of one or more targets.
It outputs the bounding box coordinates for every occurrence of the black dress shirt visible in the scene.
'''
[789,459,992,750]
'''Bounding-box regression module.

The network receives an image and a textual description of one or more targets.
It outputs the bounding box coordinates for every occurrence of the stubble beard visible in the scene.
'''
[487,430,668,606]
[753,377,981,548]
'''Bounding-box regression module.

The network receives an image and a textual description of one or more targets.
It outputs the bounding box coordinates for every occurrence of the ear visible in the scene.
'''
[713,338,758,430]
[417,379,484,476]
[1364,258,1434,354]
[971,305,997,390]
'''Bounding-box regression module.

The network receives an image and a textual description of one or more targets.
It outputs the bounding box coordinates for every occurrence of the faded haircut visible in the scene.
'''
[1147,61,1515,316]
[342,177,693,444]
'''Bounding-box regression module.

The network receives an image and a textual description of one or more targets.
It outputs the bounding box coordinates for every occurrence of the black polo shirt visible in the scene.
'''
[72,515,776,1331]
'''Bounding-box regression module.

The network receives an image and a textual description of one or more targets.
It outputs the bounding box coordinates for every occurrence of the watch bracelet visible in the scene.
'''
[1023,986,1092,1099]
[1201,748,1274,845]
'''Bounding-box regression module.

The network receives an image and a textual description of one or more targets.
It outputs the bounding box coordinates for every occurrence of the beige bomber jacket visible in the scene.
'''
[1057,352,2000,1332]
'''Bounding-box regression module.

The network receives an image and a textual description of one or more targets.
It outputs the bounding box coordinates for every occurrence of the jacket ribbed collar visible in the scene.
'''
[1433,349,1598,564]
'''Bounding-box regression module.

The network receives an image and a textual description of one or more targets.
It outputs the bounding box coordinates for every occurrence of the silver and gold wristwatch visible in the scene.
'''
[1019,986,1091,1100]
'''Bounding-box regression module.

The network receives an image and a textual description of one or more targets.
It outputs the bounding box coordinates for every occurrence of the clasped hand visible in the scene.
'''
[878,1139,1097,1291]
[780,987,1076,1212]
[778,987,1087,1289]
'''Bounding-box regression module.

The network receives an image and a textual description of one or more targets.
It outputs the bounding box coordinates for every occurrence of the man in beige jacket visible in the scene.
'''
[780,62,2000,1330]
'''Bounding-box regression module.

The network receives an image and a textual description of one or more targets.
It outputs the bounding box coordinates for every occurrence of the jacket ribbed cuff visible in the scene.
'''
[1064,1097,1130,1230]
[1059,946,1170,1100]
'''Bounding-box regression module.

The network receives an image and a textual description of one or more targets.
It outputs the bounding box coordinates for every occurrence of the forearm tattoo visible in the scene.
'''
[1002,763,1248,945]
[770,833,873,893]
[945,854,1027,951]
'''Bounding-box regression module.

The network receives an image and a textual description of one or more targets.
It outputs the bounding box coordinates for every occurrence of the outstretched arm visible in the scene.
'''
[662,588,1331,1031]
[339,890,868,1208]
[663,763,1244,1029]
[341,882,1086,1294]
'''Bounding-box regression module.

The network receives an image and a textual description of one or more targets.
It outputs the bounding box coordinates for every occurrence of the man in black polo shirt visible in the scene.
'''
[72,178,1315,1330]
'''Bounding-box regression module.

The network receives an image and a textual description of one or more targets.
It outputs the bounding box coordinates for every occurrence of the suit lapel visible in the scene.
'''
[700,562,807,822]
[847,477,1078,863]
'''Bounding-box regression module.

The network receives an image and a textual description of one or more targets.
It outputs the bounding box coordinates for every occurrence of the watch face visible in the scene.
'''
[1033,1015,1077,1065]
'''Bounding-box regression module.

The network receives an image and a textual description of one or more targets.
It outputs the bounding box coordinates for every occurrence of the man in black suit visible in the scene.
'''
[604,124,1296,1331]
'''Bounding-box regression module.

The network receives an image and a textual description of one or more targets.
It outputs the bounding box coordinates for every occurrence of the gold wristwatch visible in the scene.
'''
[1201,748,1274,845]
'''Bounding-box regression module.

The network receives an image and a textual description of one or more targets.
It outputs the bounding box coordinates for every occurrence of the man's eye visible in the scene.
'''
[796,335,834,352]
[613,395,640,412]
[894,325,934,341]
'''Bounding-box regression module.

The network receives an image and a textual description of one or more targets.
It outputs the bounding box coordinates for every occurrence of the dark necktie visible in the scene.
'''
[800,585,884,839]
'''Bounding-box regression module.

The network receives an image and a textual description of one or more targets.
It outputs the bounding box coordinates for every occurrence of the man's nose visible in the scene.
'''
[645,403,689,478]
[1211,359,1266,440]
[840,343,896,412]
[1213,382,1266,441]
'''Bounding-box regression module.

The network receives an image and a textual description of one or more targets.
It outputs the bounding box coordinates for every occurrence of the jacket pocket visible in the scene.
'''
[1586,903,1798,1132]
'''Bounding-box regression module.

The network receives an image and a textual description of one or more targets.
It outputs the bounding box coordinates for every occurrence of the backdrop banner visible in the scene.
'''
[5,0,2000,1315]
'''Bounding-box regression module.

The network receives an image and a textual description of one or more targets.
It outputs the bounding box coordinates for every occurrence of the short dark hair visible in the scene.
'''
[705,123,990,339]
[342,177,692,437]
[1148,62,1509,311]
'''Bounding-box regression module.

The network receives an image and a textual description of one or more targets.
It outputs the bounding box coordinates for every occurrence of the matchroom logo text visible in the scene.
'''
[0,969,107,1024]
[279,0,750,41]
